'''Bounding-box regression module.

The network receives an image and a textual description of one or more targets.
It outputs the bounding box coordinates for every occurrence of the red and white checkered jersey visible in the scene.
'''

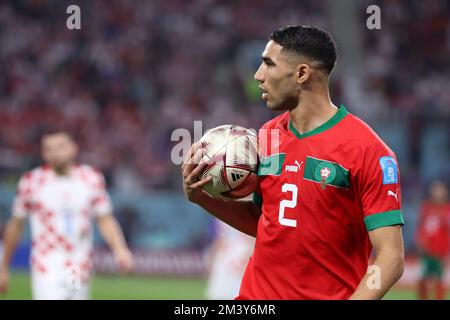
[214,221,255,275]
[12,164,113,280]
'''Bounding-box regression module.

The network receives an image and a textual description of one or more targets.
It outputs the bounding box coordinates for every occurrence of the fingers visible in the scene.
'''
[182,142,201,166]
[190,176,212,190]
[120,258,133,273]
[188,159,208,183]
[182,143,202,175]
[182,150,201,178]
[181,142,214,201]
[192,148,204,166]
[116,250,134,273]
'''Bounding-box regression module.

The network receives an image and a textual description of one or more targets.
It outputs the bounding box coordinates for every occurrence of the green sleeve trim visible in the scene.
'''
[253,192,262,207]
[364,210,404,231]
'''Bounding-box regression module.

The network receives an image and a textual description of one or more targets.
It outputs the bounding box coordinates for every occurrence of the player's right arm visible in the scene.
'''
[0,173,31,294]
[182,143,261,237]
[0,216,26,293]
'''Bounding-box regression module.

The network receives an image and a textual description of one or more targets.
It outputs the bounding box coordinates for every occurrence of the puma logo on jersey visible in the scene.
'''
[387,189,399,202]
[285,161,303,173]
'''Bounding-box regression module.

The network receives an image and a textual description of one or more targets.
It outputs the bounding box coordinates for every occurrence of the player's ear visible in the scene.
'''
[296,64,311,84]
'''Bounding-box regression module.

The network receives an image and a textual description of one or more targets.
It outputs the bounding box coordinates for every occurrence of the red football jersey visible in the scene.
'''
[416,202,450,258]
[237,106,404,300]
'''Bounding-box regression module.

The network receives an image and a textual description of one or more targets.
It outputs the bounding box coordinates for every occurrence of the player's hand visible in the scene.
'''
[0,267,9,294]
[181,142,212,204]
[114,247,134,273]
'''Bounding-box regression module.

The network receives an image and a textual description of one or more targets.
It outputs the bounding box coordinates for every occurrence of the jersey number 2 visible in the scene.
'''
[279,183,298,227]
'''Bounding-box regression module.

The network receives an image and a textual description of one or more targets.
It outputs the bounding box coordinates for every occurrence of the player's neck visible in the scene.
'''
[289,94,338,135]
[51,164,73,176]
[431,199,448,206]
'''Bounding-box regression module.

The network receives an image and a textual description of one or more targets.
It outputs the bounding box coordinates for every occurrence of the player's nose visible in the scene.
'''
[254,64,265,82]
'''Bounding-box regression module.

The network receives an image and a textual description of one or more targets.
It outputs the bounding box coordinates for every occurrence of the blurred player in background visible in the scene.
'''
[205,219,255,300]
[0,130,133,300]
[416,180,450,300]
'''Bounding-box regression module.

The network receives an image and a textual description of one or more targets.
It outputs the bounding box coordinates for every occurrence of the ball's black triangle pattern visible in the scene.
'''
[231,172,244,182]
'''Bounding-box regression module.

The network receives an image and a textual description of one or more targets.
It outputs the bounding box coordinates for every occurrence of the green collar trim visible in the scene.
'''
[289,105,349,139]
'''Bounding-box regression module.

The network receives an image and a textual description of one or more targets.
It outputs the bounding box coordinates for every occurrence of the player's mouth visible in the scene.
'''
[259,86,268,100]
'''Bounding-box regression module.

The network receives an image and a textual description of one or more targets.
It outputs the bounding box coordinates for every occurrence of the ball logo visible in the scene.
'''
[231,172,244,182]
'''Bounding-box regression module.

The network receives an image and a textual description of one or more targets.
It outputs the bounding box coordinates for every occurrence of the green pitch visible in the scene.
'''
[0,271,207,300]
[1,271,449,300]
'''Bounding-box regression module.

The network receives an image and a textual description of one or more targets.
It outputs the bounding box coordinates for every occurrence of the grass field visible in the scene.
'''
[1,271,207,300]
[1,271,449,300]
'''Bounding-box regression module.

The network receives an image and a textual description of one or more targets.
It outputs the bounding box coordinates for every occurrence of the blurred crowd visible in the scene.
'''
[0,0,448,194]
[358,0,450,117]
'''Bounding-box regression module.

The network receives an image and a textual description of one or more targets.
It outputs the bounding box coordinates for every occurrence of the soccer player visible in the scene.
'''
[0,130,133,299]
[205,220,255,300]
[182,26,405,299]
[416,180,450,300]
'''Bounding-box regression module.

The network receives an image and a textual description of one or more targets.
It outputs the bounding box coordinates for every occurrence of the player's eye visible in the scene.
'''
[262,57,275,67]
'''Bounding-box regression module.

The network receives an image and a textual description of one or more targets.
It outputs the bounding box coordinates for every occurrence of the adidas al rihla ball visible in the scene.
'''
[199,125,259,200]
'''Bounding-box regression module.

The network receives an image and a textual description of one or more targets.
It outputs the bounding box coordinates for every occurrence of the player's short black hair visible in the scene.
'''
[270,25,338,74]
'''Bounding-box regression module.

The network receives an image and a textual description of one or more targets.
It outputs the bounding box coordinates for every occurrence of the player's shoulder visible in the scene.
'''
[260,112,290,131]
[343,111,395,155]
[74,163,104,180]
[20,165,50,182]
[342,112,380,141]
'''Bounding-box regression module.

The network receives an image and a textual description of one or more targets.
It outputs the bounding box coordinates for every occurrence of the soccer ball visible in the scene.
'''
[199,125,259,200]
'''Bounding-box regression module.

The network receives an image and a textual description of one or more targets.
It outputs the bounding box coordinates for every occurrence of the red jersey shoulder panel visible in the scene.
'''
[260,111,289,131]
